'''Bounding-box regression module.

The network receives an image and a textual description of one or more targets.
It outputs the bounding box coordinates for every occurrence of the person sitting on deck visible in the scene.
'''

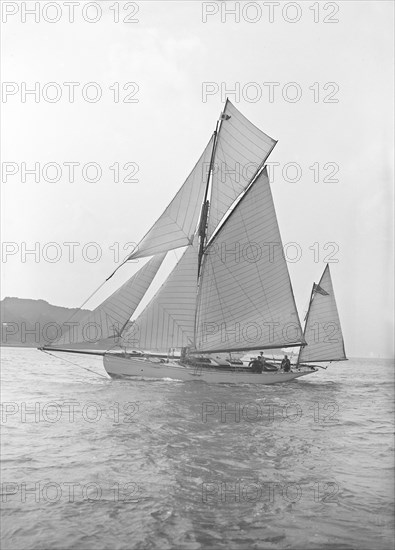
[281,355,291,372]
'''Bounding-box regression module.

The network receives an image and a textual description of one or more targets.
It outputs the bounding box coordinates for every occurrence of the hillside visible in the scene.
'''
[0,297,92,347]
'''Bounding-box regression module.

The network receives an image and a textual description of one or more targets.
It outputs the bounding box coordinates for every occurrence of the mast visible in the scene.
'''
[296,283,315,366]
[194,101,231,349]
[197,109,225,277]
[191,101,294,355]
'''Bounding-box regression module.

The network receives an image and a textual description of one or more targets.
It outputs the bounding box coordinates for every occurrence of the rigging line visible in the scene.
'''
[40,348,108,379]
[125,134,214,263]
[106,259,129,281]
[297,283,315,366]
[78,278,110,309]
[47,278,110,341]
[205,142,277,251]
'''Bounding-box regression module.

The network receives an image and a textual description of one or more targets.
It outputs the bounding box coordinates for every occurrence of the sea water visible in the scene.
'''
[1,347,394,550]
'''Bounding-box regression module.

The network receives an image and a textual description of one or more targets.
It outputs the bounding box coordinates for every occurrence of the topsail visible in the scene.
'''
[298,265,347,363]
[206,100,277,240]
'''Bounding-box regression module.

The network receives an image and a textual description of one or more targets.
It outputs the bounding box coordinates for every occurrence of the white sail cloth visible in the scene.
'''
[207,100,277,240]
[53,253,165,346]
[46,103,312,358]
[124,244,199,351]
[298,265,346,363]
[195,167,304,353]
[126,136,214,260]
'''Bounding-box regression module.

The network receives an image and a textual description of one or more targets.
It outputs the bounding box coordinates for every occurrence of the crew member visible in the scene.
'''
[249,357,263,373]
[281,355,291,372]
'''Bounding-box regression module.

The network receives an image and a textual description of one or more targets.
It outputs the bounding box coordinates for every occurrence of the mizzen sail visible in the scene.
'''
[298,265,347,363]
[52,253,166,347]
[195,167,304,353]
[126,136,214,261]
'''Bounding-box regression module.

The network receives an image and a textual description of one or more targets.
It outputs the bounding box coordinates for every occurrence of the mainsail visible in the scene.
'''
[298,265,347,363]
[51,253,165,347]
[126,135,214,261]
[206,100,277,240]
[123,244,199,351]
[194,167,305,353]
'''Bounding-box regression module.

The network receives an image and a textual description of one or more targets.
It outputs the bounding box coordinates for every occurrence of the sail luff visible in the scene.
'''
[194,167,305,353]
[206,100,277,241]
[124,244,199,352]
[297,283,315,365]
[126,135,215,261]
[205,156,268,251]
[193,102,278,348]
[50,253,166,348]
[298,265,347,363]
[198,118,222,277]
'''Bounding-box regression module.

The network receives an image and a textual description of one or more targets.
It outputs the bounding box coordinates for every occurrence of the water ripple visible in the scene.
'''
[1,349,394,549]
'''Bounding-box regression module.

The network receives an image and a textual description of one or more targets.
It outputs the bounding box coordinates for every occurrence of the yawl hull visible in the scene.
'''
[103,355,317,384]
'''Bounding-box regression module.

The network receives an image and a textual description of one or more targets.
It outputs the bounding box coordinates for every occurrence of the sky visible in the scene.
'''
[1,0,394,358]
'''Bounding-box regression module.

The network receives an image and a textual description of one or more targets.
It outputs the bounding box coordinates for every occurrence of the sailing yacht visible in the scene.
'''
[43,100,346,384]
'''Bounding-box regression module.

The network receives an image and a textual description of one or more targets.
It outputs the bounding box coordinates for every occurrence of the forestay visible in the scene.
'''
[298,265,347,363]
[195,167,304,353]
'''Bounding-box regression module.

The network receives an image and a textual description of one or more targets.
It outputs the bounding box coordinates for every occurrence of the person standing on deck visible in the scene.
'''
[258,352,272,372]
[258,351,266,365]
[281,355,291,372]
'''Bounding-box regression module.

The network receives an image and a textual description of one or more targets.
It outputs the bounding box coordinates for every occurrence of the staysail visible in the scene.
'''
[194,167,305,353]
[51,253,166,347]
[298,265,347,363]
[206,100,277,240]
[124,244,199,351]
[126,136,214,261]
